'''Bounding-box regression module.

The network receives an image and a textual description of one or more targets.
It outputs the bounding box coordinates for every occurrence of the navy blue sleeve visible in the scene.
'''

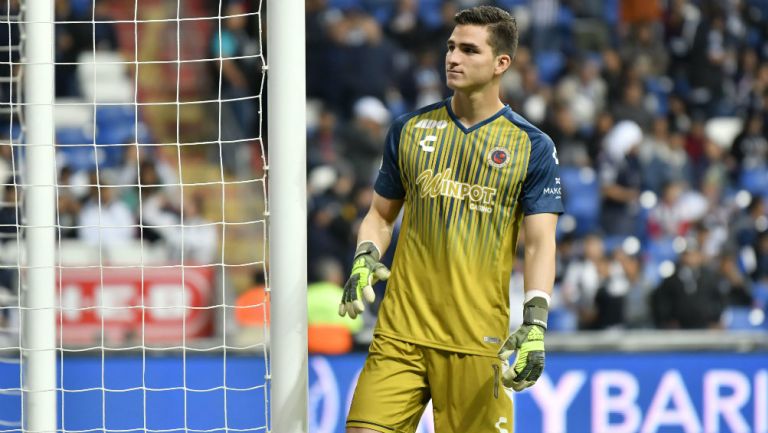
[520,133,564,215]
[373,119,406,199]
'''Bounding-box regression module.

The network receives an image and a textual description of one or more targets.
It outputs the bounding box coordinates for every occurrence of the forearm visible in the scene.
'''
[523,231,557,302]
[357,210,395,256]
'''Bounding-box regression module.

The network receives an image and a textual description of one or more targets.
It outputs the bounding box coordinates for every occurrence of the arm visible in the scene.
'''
[339,192,403,318]
[356,192,404,256]
[498,212,558,391]
[601,183,639,203]
[522,213,559,304]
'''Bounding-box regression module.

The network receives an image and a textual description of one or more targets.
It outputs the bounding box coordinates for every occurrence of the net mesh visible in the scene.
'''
[0,0,269,431]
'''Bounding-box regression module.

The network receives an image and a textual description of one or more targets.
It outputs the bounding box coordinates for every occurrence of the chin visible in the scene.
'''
[446,79,465,91]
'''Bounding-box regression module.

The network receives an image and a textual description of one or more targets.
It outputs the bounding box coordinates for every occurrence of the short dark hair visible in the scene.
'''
[454,6,518,58]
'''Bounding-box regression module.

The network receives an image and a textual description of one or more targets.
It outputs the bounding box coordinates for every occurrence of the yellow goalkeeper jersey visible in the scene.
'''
[373,98,563,357]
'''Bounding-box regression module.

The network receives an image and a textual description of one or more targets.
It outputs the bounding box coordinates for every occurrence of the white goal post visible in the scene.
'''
[23,1,57,432]
[267,0,308,432]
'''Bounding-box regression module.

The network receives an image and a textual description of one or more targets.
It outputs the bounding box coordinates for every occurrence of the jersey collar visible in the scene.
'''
[444,97,511,134]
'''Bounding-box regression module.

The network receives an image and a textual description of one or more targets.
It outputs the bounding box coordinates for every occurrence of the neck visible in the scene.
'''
[450,86,505,127]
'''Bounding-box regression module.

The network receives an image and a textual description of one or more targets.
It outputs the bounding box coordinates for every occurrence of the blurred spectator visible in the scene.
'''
[730,111,768,174]
[640,118,692,193]
[663,0,700,86]
[620,0,662,26]
[410,51,444,109]
[338,96,390,182]
[308,257,363,354]
[211,2,262,175]
[234,269,269,346]
[651,239,726,329]
[620,22,669,78]
[308,162,359,270]
[78,172,135,246]
[177,193,218,264]
[619,249,654,328]
[687,10,730,115]
[666,93,692,134]
[138,159,181,244]
[601,49,625,105]
[646,180,707,239]
[55,0,88,97]
[325,6,396,110]
[308,257,363,333]
[718,252,753,307]
[308,107,341,169]
[647,181,690,238]
[528,0,560,53]
[0,140,11,185]
[611,80,654,131]
[562,234,606,329]
[117,146,179,211]
[545,103,591,167]
[0,181,18,329]
[752,230,768,283]
[307,0,335,102]
[555,57,607,130]
[148,192,219,264]
[599,121,643,235]
[88,0,119,51]
[729,196,766,251]
[591,253,628,330]
[57,167,82,240]
[385,0,427,51]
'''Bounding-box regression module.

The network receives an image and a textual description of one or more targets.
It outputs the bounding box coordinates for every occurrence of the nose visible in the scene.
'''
[446,49,459,68]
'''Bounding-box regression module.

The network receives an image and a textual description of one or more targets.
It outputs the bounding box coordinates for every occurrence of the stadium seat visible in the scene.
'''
[739,166,768,195]
[535,51,564,85]
[495,0,527,8]
[753,282,768,310]
[560,166,600,235]
[58,240,101,266]
[645,237,678,264]
[105,241,169,266]
[56,127,101,171]
[547,307,578,332]
[55,99,92,128]
[77,52,134,103]
[96,105,136,129]
[418,0,443,29]
[722,306,766,331]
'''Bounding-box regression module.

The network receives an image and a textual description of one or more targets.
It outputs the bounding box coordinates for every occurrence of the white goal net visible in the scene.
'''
[0,0,272,431]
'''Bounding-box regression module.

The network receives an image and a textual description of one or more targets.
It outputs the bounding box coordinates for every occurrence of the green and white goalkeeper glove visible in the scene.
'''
[338,241,390,319]
[498,296,548,392]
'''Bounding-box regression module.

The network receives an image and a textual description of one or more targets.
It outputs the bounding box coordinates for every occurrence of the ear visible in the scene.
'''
[495,54,512,75]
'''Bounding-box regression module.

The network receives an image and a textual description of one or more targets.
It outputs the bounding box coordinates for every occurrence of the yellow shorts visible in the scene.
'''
[346,334,514,433]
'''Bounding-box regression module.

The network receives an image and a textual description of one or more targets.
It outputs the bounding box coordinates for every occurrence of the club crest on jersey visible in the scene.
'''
[487,147,510,168]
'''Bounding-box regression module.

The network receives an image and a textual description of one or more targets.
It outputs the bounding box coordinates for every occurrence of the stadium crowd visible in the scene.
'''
[305,0,768,334]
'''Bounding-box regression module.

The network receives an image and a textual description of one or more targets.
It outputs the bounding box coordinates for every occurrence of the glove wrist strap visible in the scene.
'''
[523,297,549,330]
[355,241,381,262]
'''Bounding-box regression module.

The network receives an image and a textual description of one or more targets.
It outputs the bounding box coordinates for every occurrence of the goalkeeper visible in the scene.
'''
[340,5,562,433]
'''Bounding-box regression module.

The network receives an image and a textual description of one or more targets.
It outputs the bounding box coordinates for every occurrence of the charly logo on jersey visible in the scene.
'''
[416,168,496,213]
[487,147,511,168]
[494,417,510,433]
[414,118,448,129]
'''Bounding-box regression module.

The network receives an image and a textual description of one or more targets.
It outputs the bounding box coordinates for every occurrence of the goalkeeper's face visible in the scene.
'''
[445,24,508,92]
